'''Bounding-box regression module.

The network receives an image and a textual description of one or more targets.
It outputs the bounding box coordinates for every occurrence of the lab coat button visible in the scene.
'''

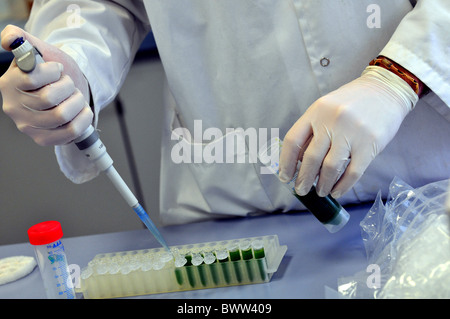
[320,57,330,67]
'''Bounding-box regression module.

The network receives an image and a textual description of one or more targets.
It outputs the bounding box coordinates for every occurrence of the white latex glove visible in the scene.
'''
[0,25,92,146]
[279,65,418,199]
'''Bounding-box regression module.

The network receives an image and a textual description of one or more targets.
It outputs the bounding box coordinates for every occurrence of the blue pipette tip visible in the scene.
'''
[133,204,171,252]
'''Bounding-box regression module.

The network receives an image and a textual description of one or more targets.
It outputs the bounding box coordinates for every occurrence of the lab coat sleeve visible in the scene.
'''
[24,0,151,183]
[380,0,450,121]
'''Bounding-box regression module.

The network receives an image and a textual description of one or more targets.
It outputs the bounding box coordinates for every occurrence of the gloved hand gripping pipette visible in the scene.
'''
[10,37,170,252]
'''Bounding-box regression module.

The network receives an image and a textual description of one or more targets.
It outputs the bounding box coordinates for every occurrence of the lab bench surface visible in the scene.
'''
[0,204,371,299]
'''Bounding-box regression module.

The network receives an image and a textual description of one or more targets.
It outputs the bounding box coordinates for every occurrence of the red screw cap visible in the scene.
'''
[28,221,64,245]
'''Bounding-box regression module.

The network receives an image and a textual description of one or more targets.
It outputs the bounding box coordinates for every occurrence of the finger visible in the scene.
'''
[18,89,86,130]
[330,144,375,198]
[2,25,91,105]
[279,118,312,182]
[296,134,312,162]
[295,124,331,196]
[20,105,93,146]
[17,74,75,111]
[15,62,64,91]
[316,137,351,197]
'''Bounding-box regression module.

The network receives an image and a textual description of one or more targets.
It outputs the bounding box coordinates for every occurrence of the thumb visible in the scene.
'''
[1,24,51,61]
[1,24,30,51]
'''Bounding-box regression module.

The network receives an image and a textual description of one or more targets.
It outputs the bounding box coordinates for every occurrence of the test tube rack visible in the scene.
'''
[78,235,287,299]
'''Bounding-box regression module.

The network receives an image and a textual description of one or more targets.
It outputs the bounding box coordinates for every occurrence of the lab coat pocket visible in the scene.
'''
[169,117,275,217]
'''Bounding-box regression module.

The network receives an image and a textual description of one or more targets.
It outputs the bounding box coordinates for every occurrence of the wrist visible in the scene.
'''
[362,65,418,113]
[369,56,428,98]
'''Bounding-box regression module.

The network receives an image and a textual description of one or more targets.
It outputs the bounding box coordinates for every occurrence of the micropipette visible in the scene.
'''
[10,37,170,251]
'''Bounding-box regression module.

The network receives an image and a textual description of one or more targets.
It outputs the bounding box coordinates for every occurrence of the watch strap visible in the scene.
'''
[369,56,427,97]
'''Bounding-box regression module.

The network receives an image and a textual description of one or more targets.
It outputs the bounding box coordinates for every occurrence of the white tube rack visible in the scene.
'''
[78,235,287,299]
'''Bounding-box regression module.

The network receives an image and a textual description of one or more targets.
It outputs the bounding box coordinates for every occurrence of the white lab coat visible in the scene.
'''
[25,0,450,225]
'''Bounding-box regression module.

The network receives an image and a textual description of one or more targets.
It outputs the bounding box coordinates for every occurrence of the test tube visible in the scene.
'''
[184,253,197,287]
[203,251,220,285]
[191,253,207,286]
[228,243,243,283]
[27,221,75,299]
[152,257,169,291]
[240,240,255,282]
[251,240,268,282]
[174,253,188,287]
[259,138,350,233]
[215,249,232,284]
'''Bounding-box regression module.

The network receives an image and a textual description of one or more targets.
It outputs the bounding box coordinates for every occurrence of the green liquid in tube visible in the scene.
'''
[228,245,243,283]
[240,242,255,282]
[252,241,268,281]
[216,250,231,284]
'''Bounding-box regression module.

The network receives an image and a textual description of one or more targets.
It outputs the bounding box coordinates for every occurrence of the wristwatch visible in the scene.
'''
[369,56,428,97]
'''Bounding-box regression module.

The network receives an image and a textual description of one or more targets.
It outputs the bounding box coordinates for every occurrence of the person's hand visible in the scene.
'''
[279,65,418,199]
[0,25,93,146]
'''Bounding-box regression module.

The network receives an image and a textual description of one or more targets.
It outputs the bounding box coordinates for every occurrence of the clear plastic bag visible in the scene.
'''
[338,177,450,298]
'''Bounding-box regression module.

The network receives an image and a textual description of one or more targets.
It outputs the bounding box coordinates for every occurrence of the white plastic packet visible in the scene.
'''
[338,177,450,298]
